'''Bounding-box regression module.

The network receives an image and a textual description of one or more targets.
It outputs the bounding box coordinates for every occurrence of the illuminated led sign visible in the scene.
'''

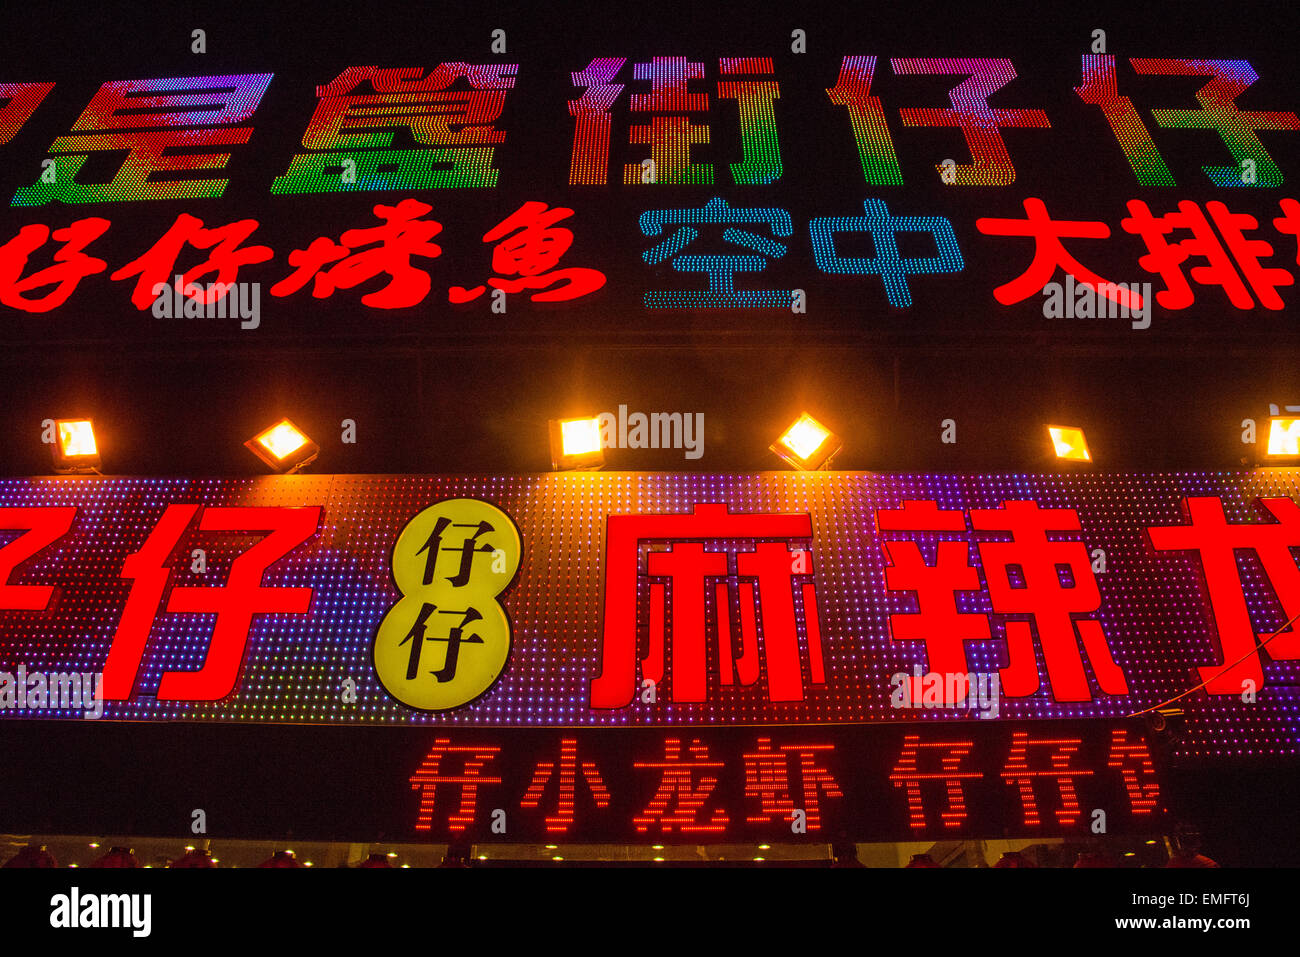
[0,473,1297,761]
[0,53,1296,328]
[0,720,1163,843]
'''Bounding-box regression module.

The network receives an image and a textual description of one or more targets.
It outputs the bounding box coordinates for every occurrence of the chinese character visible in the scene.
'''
[592,503,824,707]
[640,197,793,308]
[568,57,781,186]
[272,63,517,192]
[520,738,611,833]
[270,198,443,308]
[809,199,963,307]
[1148,496,1300,694]
[111,213,272,310]
[0,218,110,312]
[1000,731,1093,827]
[977,198,1141,311]
[410,738,502,832]
[888,734,982,830]
[633,737,729,834]
[100,505,320,701]
[743,737,842,831]
[449,202,605,303]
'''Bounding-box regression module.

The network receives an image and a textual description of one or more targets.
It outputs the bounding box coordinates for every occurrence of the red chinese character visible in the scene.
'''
[410,738,503,832]
[449,202,606,303]
[972,501,1128,701]
[1000,731,1093,827]
[633,737,729,834]
[976,198,1142,311]
[1274,198,1300,267]
[743,737,842,831]
[101,505,320,701]
[1108,728,1160,816]
[1122,199,1290,310]
[888,734,982,830]
[1147,496,1300,694]
[1201,202,1292,309]
[592,504,822,708]
[111,213,273,309]
[271,198,443,308]
[644,541,728,702]
[0,507,76,611]
[520,738,611,833]
[878,500,991,704]
[0,218,110,312]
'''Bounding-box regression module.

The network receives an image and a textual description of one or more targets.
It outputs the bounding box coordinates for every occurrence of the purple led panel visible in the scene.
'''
[0,471,1296,761]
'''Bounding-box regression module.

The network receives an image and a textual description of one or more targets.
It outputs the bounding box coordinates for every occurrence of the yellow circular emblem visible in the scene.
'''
[373,498,521,711]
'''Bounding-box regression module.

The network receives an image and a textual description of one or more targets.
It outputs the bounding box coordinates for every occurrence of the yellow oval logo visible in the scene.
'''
[373,498,521,711]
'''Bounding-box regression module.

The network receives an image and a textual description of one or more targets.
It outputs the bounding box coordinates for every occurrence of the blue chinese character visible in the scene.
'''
[809,199,963,307]
[639,197,793,308]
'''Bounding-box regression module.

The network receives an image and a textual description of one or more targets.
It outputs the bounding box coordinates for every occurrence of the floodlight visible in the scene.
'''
[770,413,842,471]
[244,418,319,473]
[1047,424,1091,463]
[1265,416,1300,459]
[548,416,605,471]
[51,418,101,473]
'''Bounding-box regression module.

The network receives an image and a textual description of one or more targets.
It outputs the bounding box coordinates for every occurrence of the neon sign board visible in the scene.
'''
[0,473,1297,761]
[0,720,1162,843]
[1,51,1298,330]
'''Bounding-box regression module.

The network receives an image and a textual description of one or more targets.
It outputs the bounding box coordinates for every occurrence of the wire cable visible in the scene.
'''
[1127,608,1300,717]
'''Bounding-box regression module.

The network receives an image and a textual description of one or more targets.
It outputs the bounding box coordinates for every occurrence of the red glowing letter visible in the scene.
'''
[271,199,443,309]
[102,505,320,700]
[1108,728,1160,816]
[633,737,729,834]
[0,507,76,611]
[972,500,1128,701]
[743,737,842,831]
[593,504,820,707]
[877,500,990,703]
[411,738,503,832]
[976,198,1142,311]
[0,218,111,313]
[520,738,612,834]
[1000,731,1093,827]
[888,734,982,831]
[1148,497,1300,694]
[111,213,272,310]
